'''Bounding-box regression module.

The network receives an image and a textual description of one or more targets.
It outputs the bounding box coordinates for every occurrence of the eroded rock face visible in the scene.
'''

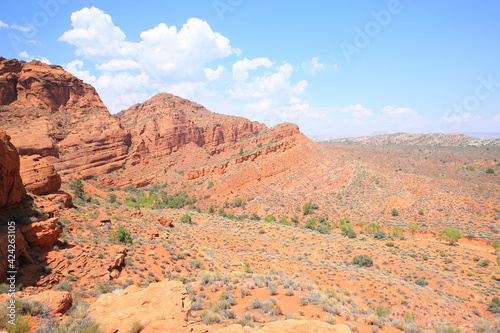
[20,154,61,195]
[0,130,26,208]
[0,227,32,283]
[27,290,72,315]
[117,93,266,160]
[87,280,192,333]
[0,58,131,180]
[19,217,61,250]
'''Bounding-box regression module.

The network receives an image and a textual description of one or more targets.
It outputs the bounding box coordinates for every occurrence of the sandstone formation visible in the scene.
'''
[0,227,33,283]
[19,217,61,250]
[0,58,131,180]
[27,290,72,315]
[20,154,61,195]
[117,93,266,164]
[87,280,192,333]
[0,130,26,208]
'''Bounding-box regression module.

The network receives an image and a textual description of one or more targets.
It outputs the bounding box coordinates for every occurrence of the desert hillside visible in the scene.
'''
[322,132,500,147]
[0,59,499,333]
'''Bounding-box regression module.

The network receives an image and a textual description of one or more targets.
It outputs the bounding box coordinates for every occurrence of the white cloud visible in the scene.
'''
[494,113,500,122]
[231,60,307,99]
[303,57,325,75]
[204,65,225,81]
[59,7,137,62]
[59,7,311,121]
[18,51,51,64]
[232,57,274,82]
[138,18,239,82]
[440,112,482,124]
[96,59,141,71]
[346,104,373,124]
[0,20,8,29]
[11,24,31,32]
[383,105,417,115]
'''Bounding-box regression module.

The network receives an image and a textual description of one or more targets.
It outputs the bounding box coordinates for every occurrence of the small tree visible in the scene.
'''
[233,197,243,207]
[70,179,85,200]
[180,213,193,224]
[302,203,312,215]
[112,225,132,244]
[492,241,500,253]
[108,193,117,203]
[409,223,418,237]
[485,168,495,174]
[442,227,461,245]
[239,148,244,155]
[391,208,399,216]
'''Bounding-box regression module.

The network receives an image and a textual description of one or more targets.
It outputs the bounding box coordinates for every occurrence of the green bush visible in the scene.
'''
[303,203,312,215]
[440,227,462,245]
[486,168,495,174]
[488,296,500,313]
[265,215,276,223]
[233,197,243,207]
[111,225,132,244]
[250,213,260,221]
[352,254,373,267]
[180,214,193,224]
[391,208,399,216]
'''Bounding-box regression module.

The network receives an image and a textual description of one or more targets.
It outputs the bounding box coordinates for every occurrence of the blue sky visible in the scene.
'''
[1,0,499,137]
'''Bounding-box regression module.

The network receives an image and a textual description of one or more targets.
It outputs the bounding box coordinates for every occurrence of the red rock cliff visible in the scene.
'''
[0,58,131,180]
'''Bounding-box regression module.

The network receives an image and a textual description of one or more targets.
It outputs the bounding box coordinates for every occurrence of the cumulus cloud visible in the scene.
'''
[231,59,307,99]
[138,19,239,81]
[232,57,274,82]
[204,65,225,81]
[383,105,417,116]
[60,7,309,119]
[59,7,137,62]
[96,59,141,71]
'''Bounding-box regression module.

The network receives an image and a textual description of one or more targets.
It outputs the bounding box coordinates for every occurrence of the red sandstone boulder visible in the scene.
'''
[19,217,61,250]
[20,154,61,195]
[0,130,26,208]
[28,290,72,315]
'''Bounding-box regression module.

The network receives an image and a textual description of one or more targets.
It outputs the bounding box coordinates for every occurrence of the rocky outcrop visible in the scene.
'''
[87,280,192,333]
[215,320,352,333]
[0,227,33,283]
[117,93,266,165]
[20,154,61,195]
[0,130,26,208]
[27,290,72,315]
[19,217,61,250]
[0,58,131,180]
